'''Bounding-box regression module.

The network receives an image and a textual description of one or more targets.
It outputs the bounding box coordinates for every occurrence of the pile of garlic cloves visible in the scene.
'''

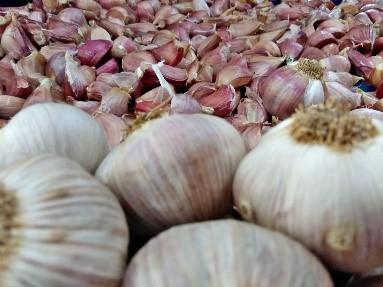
[1,0,383,286]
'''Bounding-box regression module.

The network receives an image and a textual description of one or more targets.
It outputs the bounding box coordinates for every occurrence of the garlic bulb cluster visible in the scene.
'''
[260,58,361,119]
[0,154,128,287]
[0,103,110,172]
[124,219,333,287]
[96,114,246,235]
[234,100,383,273]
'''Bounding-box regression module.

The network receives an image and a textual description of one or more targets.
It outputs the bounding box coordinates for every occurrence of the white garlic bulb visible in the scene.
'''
[0,103,110,172]
[0,154,129,287]
[233,101,383,273]
[96,114,246,235]
[124,219,333,287]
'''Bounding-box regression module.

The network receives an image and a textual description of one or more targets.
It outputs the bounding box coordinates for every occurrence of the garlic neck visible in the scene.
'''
[289,100,378,152]
[296,58,324,81]
[124,109,168,139]
[0,189,17,268]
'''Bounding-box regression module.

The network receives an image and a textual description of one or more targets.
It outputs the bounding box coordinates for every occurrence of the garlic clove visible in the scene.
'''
[89,20,112,41]
[216,61,252,88]
[45,52,66,85]
[87,80,112,101]
[342,24,376,53]
[187,81,216,99]
[93,111,126,147]
[77,40,113,67]
[347,48,374,79]
[126,23,157,37]
[279,39,304,59]
[135,86,171,112]
[42,0,68,13]
[189,22,216,37]
[98,19,126,37]
[247,40,281,57]
[0,103,110,172]
[69,0,102,17]
[96,116,246,235]
[197,85,239,117]
[324,81,362,109]
[324,71,362,88]
[321,43,340,57]
[262,19,290,32]
[44,15,83,44]
[122,51,156,72]
[98,87,131,117]
[239,89,268,124]
[96,58,120,75]
[196,33,221,58]
[141,64,188,90]
[0,154,128,286]
[258,27,287,42]
[0,95,25,119]
[97,72,142,98]
[303,79,325,107]
[124,220,333,287]
[98,0,127,9]
[320,55,351,73]
[136,0,155,22]
[23,78,64,108]
[317,19,347,38]
[228,21,262,38]
[210,0,229,16]
[67,96,100,114]
[111,36,138,58]
[170,93,203,114]
[200,44,230,76]
[300,47,327,60]
[307,30,338,49]
[40,42,77,61]
[151,40,184,66]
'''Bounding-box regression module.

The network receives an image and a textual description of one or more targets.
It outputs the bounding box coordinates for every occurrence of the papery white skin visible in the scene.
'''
[96,114,246,235]
[124,220,333,287]
[0,154,128,287]
[0,103,110,172]
[234,118,383,273]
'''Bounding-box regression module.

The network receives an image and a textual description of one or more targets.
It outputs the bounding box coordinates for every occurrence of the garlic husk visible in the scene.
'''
[234,101,383,273]
[96,114,245,235]
[0,154,128,287]
[0,103,110,172]
[124,219,333,287]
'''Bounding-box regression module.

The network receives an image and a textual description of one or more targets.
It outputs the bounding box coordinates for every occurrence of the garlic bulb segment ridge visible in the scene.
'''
[0,103,110,172]
[124,220,333,287]
[234,100,383,273]
[96,114,246,235]
[0,154,128,287]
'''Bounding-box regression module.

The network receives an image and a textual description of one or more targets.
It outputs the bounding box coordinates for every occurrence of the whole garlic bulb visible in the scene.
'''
[0,103,110,172]
[0,154,129,287]
[260,58,361,119]
[234,101,383,273]
[96,114,246,235]
[124,219,333,287]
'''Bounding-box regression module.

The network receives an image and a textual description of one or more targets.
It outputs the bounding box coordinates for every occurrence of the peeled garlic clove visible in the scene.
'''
[234,101,383,272]
[0,154,128,286]
[197,85,239,117]
[97,115,245,235]
[320,55,351,72]
[0,103,110,172]
[93,112,126,147]
[0,95,25,118]
[99,87,131,116]
[124,220,333,287]
[77,39,113,67]
[96,58,119,75]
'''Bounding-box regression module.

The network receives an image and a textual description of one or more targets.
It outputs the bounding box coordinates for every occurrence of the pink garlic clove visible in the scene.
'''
[42,0,68,14]
[23,78,64,108]
[77,39,113,67]
[324,71,362,88]
[227,38,251,54]
[247,40,281,57]
[89,20,112,41]
[228,21,262,38]
[187,81,216,99]
[98,19,126,37]
[151,41,184,66]
[262,20,290,32]
[258,28,287,42]
[373,37,383,55]
[200,44,230,76]
[98,0,127,9]
[44,16,83,44]
[40,42,76,61]
[347,49,374,79]
[307,31,338,49]
[300,47,326,60]
[57,7,88,27]
[111,36,138,58]
[136,1,155,22]
[0,95,25,119]
[97,72,142,98]
[197,33,221,58]
[238,92,267,124]
[122,51,156,72]
[71,0,102,18]
[45,52,66,85]
[135,86,171,112]
[96,58,119,75]
[87,80,112,101]
[126,23,157,37]
[320,55,351,72]
[153,5,174,27]
[216,62,252,88]
[141,65,188,90]
[321,43,340,57]
[342,24,376,53]
[99,87,131,117]
[66,96,100,114]
[317,19,347,38]
[210,0,229,17]
[190,22,216,37]
[195,64,213,83]
[170,93,203,114]
[93,112,126,148]
[278,39,304,60]
[197,85,239,117]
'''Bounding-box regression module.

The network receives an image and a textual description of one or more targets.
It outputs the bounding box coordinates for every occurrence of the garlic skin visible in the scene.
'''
[234,102,383,273]
[0,154,128,287]
[96,114,246,235]
[0,103,110,172]
[124,219,333,287]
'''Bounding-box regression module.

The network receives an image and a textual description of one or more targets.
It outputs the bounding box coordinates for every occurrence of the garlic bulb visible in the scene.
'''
[96,114,246,235]
[0,103,109,172]
[124,219,333,287]
[234,100,383,273]
[260,58,361,119]
[0,154,128,287]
